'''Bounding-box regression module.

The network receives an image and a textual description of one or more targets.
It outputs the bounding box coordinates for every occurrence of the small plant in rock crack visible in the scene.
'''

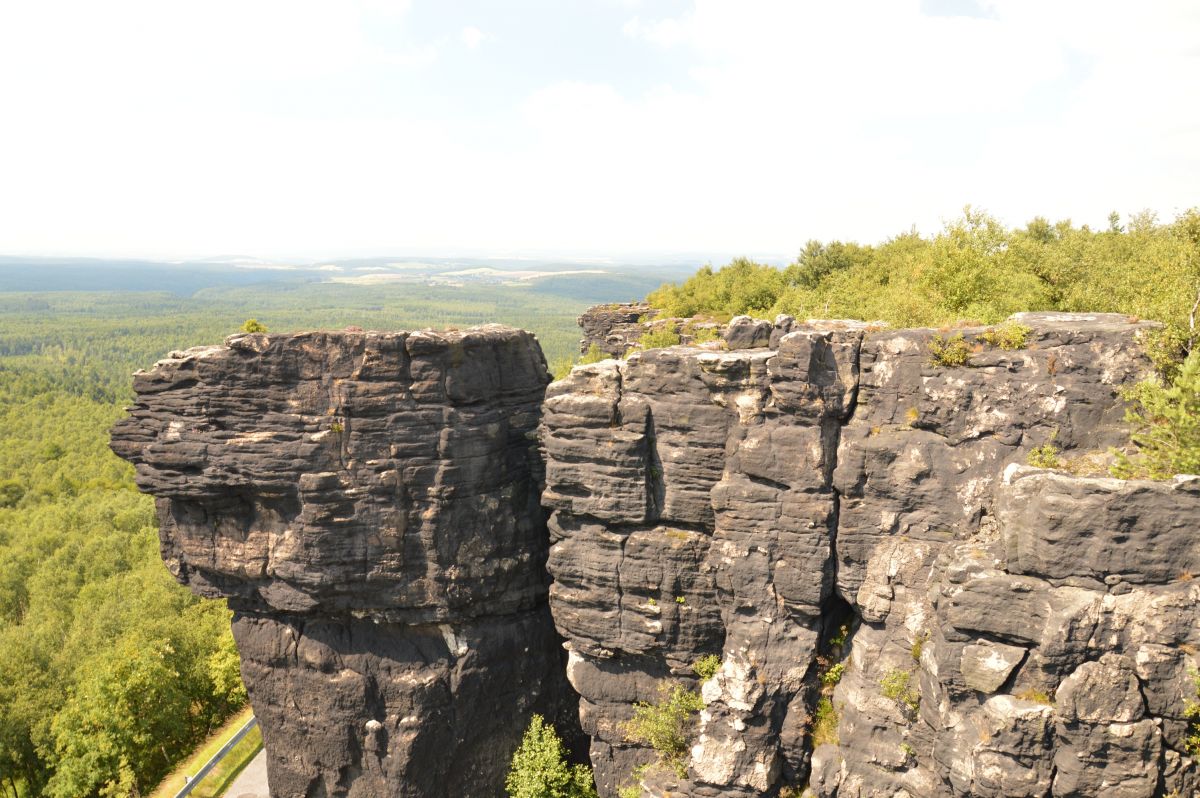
[910,631,929,662]
[624,684,704,778]
[1026,429,1060,469]
[693,654,721,681]
[616,765,650,798]
[827,623,849,649]
[820,662,845,688]
[1183,670,1200,757]
[810,697,840,747]
[1015,687,1053,705]
[880,668,920,715]
[977,321,1031,350]
[1026,442,1060,469]
[927,332,972,367]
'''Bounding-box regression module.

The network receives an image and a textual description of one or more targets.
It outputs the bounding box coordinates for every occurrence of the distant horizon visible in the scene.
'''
[0,203,1190,266]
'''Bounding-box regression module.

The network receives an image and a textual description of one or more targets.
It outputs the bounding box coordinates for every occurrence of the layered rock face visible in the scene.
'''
[111,310,1199,797]
[543,311,1200,796]
[578,302,658,357]
[111,327,579,798]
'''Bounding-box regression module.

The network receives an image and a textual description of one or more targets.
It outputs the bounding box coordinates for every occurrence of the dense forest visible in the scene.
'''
[648,208,1200,373]
[0,282,602,798]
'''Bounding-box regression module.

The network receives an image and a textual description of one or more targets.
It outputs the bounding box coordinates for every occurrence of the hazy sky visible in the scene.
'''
[1,0,1197,260]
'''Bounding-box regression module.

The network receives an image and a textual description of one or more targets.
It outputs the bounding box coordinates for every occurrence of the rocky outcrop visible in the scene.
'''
[111,310,1200,798]
[577,303,784,357]
[543,311,1200,796]
[578,303,659,356]
[110,327,580,798]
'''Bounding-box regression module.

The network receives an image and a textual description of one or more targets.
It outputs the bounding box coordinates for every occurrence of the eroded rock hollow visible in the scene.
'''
[110,327,580,798]
[113,310,1200,797]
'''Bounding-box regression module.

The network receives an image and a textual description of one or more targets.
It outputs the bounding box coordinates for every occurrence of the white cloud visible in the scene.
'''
[460,26,487,49]
[622,15,689,47]
[0,0,1196,258]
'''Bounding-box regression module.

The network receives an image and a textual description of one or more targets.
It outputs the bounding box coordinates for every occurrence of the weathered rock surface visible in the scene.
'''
[111,327,580,798]
[544,310,1200,796]
[576,303,779,358]
[578,303,659,356]
[543,327,861,795]
[112,309,1200,797]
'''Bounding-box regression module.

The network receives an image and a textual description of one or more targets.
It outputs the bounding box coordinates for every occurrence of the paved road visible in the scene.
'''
[223,749,269,798]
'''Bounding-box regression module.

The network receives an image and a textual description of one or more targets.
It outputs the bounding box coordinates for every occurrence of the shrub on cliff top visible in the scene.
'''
[634,326,682,352]
[927,333,972,367]
[978,321,1031,350]
[644,207,1200,374]
[240,318,268,333]
[506,714,598,798]
[1112,349,1200,478]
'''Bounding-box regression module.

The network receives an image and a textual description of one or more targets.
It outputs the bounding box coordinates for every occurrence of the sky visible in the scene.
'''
[0,0,1197,261]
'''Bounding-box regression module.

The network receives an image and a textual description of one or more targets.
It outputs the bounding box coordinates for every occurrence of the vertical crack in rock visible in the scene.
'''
[111,326,581,798]
[551,308,1200,797]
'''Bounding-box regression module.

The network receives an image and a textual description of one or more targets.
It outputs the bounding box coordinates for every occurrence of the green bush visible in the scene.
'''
[551,344,613,381]
[880,669,920,714]
[239,318,268,333]
[505,714,598,798]
[1184,671,1200,757]
[820,662,845,688]
[1015,687,1053,705]
[978,321,1031,350]
[1027,442,1061,469]
[683,323,722,345]
[636,326,682,351]
[1112,349,1200,478]
[810,698,839,746]
[693,654,721,681]
[0,478,24,508]
[644,207,1200,372]
[928,333,972,367]
[624,684,705,777]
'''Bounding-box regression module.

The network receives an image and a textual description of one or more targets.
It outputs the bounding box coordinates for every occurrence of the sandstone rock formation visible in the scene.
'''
[578,303,659,357]
[543,310,1200,796]
[111,327,580,798]
[112,310,1200,798]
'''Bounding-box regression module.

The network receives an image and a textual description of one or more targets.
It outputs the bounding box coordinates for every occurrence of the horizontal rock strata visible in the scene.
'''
[111,326,579,798]
[544,311,1200,796]
[112,309,1200,797]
